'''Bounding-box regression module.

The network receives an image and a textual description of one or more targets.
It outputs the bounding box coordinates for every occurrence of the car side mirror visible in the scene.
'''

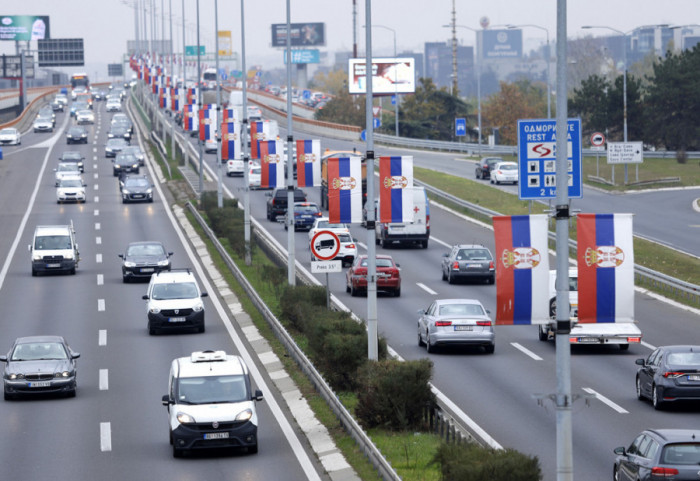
[167,252,173,257]
[201,292,208,298]
[71,352,80,359]
[0,355,7,362]
[118,254,124,259]
[613,447,626,456]
[161,394,172,406]
[142,295,149,300]
[635,358,645,366]
[253,389,263,402]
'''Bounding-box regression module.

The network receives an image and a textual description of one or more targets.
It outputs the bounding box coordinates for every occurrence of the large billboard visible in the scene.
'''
[482,29,522,58]
[38,38,84,67]
[218,30,232,56]
[0,15,50,41]
[271,23,325,47]
[348,58,416,95]
[283,49,320,64]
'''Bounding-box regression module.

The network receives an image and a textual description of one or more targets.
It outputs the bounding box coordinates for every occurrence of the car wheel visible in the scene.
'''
[426,331,436,354]
[475,169,481,179]
[447,270,455,285]
[421,239,428,249]
[538,325,548,341]
[549,298,557,318]
[484,344,495,354]
[394,287,401,297]
[490,178,494,184]
[31,268,37,277]
[346,282,351,293]
[619,344,629,351]
[123,275,129,283]
[379,237,386,248]
[350,283,357,297]
[635,377,644,400]
[441,268,447,281]
[652,384,664,410]
[487,275,495,285]
[4,390,14,401]
[198,325,205,333]
[70,267,76,275]
[173,446,184,458]
[67,388,76,398]
[248,444,258,454]
[148,326,156,335]
[495,179,500,185]
[418,328,425,346]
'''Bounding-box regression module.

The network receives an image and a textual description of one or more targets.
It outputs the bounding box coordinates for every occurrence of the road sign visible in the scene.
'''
[391,95,397,105]
[455,118,467,137]
[311,261,342,273]
[372,106,381,117]
[607,142,643,164]
[302,89,311,100]
[185,45,205,56]
[517,118,583,200]
[310,230,341,261]
[108,63,123,77]
[373,117,381,129]
[590,132,605,147]
[38,38,84,67]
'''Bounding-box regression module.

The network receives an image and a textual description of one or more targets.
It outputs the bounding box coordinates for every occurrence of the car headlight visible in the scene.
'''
[124,261,136,267]
[146,188,153,195]
[114,164,121,168]
[149,306,161,314]
[8,373,24,380]
[81,134,87,138]
[64,253,74,260]
[32,254,43,261]
[55,371,72,378]
[157,260,169,266]
[176,412,195,424]
[131,163,138,168]
[108,133,114,138]
[235,409,253,422]
[192,302,204,312]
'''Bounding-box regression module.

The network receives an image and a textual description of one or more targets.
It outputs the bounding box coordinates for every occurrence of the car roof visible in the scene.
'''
[658,345,700,353]
[174,351,248,378]
[35,225,72,235]
[60,151,83,157]
[453,244,490,250]
[128,240,164,247]
[357,254,394,261]
[14,335,66,345]
[434,298,485,306]
[150,269,197,284]
[646,429,700,443]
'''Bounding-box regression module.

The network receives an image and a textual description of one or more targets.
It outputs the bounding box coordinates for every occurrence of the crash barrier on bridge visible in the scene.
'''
[0,87,57,131]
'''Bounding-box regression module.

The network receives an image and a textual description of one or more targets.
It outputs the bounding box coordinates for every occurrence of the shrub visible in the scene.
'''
[279,285,327,332]
[355,359,435,430]
[431,443,542,481]
[676,149,687,164]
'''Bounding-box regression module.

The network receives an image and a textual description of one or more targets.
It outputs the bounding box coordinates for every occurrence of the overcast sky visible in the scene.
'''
[3,0,700,81]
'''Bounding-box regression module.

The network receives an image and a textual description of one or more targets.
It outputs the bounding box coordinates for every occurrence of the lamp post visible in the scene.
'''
[363,24,399,137]
[508,24,551,118]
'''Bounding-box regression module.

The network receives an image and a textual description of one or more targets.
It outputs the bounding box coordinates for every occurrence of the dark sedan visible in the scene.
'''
[285,202,322,231]
[1,336,80,400]
[108,124,131,142]
[635,345,700,409]
[474,157,503,180]
[118,241,172,282]
[614,429,700,481]
[112,153,139,176]
[66,126,88,144]
[105,138,129,157]
[120,175,154,203]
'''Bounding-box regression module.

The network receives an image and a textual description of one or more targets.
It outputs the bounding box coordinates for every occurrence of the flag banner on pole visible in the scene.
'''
[577,213,635,323]
[144,67,150,85]
[198,108,217,142]
[295,139,321,187]
[183,104,198,132]
[222,108,238,124]
[378,156,414,223]
[250,120,272,159]
[159,90,166,109]
[186,87,197,105]
[170,88,180,112]
[493,215,550,325]
[327,156,363,224]
[259,140,285,189]
[221,122,240,160]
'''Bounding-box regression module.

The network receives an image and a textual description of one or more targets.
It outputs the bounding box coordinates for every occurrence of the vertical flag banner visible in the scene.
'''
[199,107,217,142]
[295,139,321,187]
[493,215,550,325]
[378,156,414,223]
[222,108,238,124]
[259,140,285,188]
[221,121,240,160]
[327,156,363,224]
[183,104,198,132]
[577,213,635,323]
[250,120,279,159]
[186,87,197,104]
[170,88,180,112]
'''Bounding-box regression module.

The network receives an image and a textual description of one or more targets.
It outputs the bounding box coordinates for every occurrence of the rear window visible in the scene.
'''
[667,353,700,366]
[661,443,700,465]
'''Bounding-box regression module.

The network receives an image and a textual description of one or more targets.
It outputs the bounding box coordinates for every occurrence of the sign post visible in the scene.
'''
[310,230,342,308]
[590,131,605,178]
[607,142,643,186]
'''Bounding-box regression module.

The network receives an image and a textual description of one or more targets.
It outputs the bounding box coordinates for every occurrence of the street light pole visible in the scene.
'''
[369,24,398,137]
[508,24,551,119]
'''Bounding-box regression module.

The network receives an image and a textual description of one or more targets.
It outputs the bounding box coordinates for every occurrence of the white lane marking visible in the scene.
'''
[94,184,99,191]
[99,369,109,390]
[96,237,102,244]
[100,422,112,452]
[431,236,452,248]
[94,209,99,216]
[357,242,367,250]
[642,340,656,350]
[93,163,97,169]
[98,330,107,346]
[97,274,104,286]
[417,282,437,295]
[93,147,97,153]
[582,387,629,414]
[93,173,98,180]
[96,253,102,263]
[98,299,105,311]
[93,156,97,161]
[511,342,543,361]
[95,222,101,231]
[94,195,99,203]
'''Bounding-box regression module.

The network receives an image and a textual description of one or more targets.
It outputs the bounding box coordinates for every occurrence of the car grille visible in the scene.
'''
[25,373,54,381]
[42,255,64,261]
[161,308,193,316]
[187,421,246,432]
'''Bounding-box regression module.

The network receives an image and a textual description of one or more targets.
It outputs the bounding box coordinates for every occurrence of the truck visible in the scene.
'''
[538,269,642,350]
[319,149,366,211]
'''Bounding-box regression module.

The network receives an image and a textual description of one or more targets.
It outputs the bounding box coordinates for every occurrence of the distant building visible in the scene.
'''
[424,41,474,96]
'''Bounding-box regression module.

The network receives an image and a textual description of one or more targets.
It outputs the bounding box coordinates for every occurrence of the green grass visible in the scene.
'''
[581,154,700,190]
[369,430,443,481]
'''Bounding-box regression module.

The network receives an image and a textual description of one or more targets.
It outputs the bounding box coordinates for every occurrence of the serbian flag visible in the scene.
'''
[327,156,363,224]
[493,215,550,325]
[159,90,166,109]
[199,107,216,141]
[577,213,635,323]
[186,87,197,104]
[378,156,414,223]
[295,139,321,187]
[259,140,285,189]
[221,122,240,160]
[183,104,198,132]
[250,121,270,159]
[222,108,238,124]
[170,88,180,112]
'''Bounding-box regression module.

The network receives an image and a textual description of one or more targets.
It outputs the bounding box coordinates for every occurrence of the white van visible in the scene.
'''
[375,186,430,248]
[29,224,80,276]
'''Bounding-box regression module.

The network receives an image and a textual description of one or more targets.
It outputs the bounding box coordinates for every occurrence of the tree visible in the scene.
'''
[309,69,348,96]
[314,81,365,127]
[569,74,611,135]
[606,73,644,141]
[482,81,539,145]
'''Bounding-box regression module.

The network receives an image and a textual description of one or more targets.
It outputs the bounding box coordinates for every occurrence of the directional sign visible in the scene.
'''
[607,142,643,164]
[455,118,467,137]
[310,230,341,261]
[373,117,381,129]
[517,118,582,200]
[185,45,205,56]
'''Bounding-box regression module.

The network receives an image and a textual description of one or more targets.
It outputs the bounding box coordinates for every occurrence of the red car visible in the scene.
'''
[346,255,401,297]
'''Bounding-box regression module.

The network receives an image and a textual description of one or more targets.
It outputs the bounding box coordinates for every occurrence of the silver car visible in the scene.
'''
[417,298,495,354]
[441,244,495,284]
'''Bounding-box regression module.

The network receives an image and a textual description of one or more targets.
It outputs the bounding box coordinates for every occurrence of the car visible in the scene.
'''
[108,124,131,142]
[0,127,21,145]
[266,187,307,221]
[346,254,401,297]
[92,89,108,101]
[112,152,140,176]
[474,157,503,180]
[248,162,261,188]
[75,109,95,125]
[307,217,351,243]
[55,175,86,204]
[142,269,208,335]
[58,151,85,172]
[111,118,134,136]
[111,113,130,125]
[635,345,700,410]
[66,125,89,144]
[613,429,700,481]
[106,99,122,112]
[54,93,68,106]
[51,99,64,112]
[121,146,145,166]
[247,105,262,121]
[227,158,245,177]
[38,106,56,125]
[417,298,495,354]
[33,115,54,133]
[284,202,322,231]
[0,336,80,400]
[54,162,82,186]
[119,241,172,282]
[120,174,154,203]
[70,100,89,117]
[161,350,264,457]
[490,161,519,185]
[105,138,129,157]
[441,244,496,285]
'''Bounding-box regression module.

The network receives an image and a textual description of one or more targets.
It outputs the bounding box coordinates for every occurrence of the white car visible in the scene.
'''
[307,217,351,243]
[54,162,82,186]
[55,94,68,106]
[490,161,519,185]
[106,99,122,112]
[33,117,54,133]
[0,128,21,145]
[143,269,208,335]
[248,162,261,189]
[226,158,244,177]
[75,109,95,124]
[56,175,86,204]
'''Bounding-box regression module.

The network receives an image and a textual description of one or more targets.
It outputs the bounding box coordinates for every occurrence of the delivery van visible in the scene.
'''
[29,223,80,276]
[375,186,430,248]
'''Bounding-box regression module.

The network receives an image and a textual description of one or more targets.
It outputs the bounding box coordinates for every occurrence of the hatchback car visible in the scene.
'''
[346,254,401,297]
[58,151,85,172]
[307,217,351,243]
[248,162,261,189]
[614,429,700,481]
[285,202,322,231]
[417,298,495,354]
[120,175,153,203]
[76,109,95,125]
[66,126,88,144]
[441,244,496,284]
[142,269,208,335]
[474,157,503,180]
[0,127,21,145]
[119,241,172,282]
[490,162,519,185]
[635,345,700,410]
[56,175,86,204]
[105,138,129,157]
[1,335,80,400]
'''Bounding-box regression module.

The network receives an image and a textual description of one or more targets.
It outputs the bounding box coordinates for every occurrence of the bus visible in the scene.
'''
[70,73,90,99]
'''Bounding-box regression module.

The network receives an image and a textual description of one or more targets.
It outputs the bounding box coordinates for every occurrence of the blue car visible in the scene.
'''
[285,202,322,231]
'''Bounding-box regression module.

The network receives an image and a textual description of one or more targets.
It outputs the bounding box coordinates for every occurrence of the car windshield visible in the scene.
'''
[57,164,79,172]
[125,178,150,188]
[296,204,318,214]
[151,282,198,300]
[11,342,68,361]
[457,249,491,260]
[360,258,393,268]
[60,178,82,188]
[116,154,136,163]
[661,443,700,465]
[439,303,486,316]
[667,352,700,366]
[77,110,92,116]
[61,152,82,160]
[127,244,164,256]
[175,375,248,405]
[35,235,71,250]
[68,128,84,134]
[108,139,127,147]
[1,129,17,135]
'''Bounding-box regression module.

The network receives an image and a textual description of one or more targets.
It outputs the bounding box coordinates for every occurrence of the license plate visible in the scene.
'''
[30,381,51,388]
[454,325,473,331]
[133,194,143,198]
[577,338,599,343]
[377,273,389,278]
[467,264,482,268]
[689,375,700,381]
[169,317,186,323]
[140,268,154,273]
[204,432,229,440]
[46,263,61,268]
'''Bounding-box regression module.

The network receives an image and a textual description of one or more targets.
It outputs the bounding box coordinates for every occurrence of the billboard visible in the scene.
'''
[348,58,416,95]
[218,30,232,56]
[271,23,325,47]
[482,29,522,58]
[283,49,320,64]
[0,15,50,41]
[38,38,84,67]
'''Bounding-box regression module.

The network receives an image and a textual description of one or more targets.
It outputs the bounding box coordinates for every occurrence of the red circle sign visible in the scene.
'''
[310,230,341,261]
[590,132,606,147]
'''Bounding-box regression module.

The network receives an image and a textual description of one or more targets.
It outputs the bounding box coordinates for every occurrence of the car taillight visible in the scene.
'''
[489,261,495,270]
[451,261,459,270]
[627,337,641,344]
[476,321,491,326]
[435,321,452,327]
[663,371,685,378]
[651,467,679,476]
[346,244,356,249]
[426,213,430,228]
[316,212,322,217]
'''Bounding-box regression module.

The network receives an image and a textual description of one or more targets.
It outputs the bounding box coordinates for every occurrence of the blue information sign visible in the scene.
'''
[373,117,381,129]
[516,118,582,200]
[455,118,467,137]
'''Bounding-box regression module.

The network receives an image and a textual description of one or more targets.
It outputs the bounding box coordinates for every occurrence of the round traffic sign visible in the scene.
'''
[590,132,606,147]
[310,230,341,261]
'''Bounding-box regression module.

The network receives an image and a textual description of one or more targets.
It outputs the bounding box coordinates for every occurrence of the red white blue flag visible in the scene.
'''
[183,104,198,132]
[493,215,550,325]
[327,156,363,224]
[577,213,635,323]
[198,106,217,142]
[250,120,275,159]
[186,87,197,104]
[170,88,180,112]
[378,156,414,223]
[295,139,321,187]
[259,140,285,189]
[221,122,240,160]
[222,108,238,124]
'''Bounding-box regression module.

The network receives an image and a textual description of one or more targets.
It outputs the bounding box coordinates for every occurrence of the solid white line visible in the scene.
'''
[582,387,629,414]
[416,282,437,295]
[97,274,103,286]
[431,236,451,248]
[98,299,105,311]
[99,369,109,390]
[99,422,112,451]
[98,330,107,346]
[96,253,102,263]
[642,340,656,350]
[96,237,102,245]
[511,342,543,361]
[94,209,99,216]
[95,222,101,231]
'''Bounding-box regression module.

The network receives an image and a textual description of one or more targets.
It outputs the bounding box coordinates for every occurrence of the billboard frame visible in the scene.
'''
[348,58,416,95]
[271,23,325,47]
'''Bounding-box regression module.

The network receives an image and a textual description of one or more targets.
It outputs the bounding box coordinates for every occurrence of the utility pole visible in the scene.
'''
[450,0,458,95]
